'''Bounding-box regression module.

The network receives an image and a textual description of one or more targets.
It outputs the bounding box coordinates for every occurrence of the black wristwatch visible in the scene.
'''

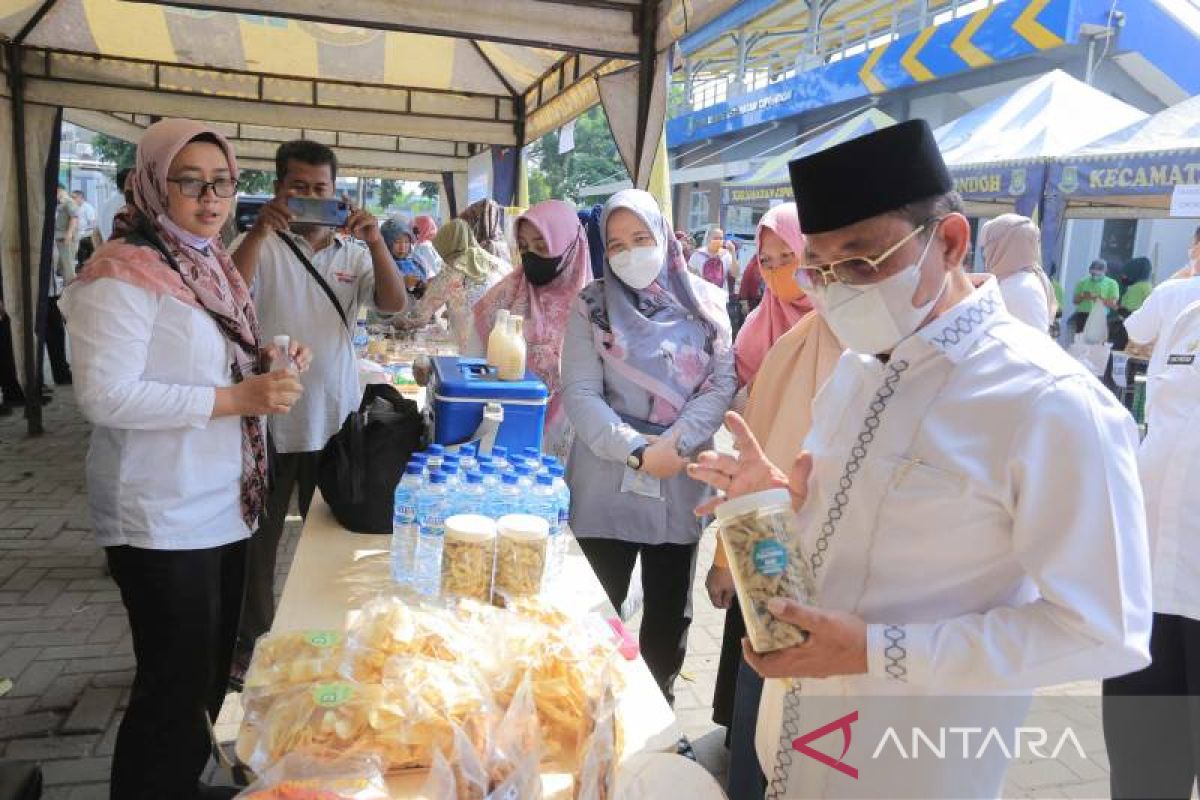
[626,445,647,471]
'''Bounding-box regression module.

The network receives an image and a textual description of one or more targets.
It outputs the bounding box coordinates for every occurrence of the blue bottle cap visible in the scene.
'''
[541,455,558,468]
[466,472,484,485]
[427,444,445,455]
[501,474,519,485]
[491,445,508,457]
[410,452,428,462]
[405,464,423,476]
[536,473,553,486]
[549,464,565,478]
[476,454,494,465]
[479,463,498,475]
[514,464,534,476]
[440,465,459,476]
[523,447,541,458]
[443,454,461,465]
[461,443,478,456]
[430,472,447,484]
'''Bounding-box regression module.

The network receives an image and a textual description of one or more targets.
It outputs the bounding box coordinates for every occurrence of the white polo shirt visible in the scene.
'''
[235,231,377,454]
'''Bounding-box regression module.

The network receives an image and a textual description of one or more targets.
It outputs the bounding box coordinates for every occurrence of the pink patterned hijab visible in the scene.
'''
[72,118,267,527]
[472,200,592,444]
[734,203,813,387]
[581,189,731,426]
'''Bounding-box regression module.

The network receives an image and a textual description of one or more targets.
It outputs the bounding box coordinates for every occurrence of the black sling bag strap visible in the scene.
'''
[276,230,349,330]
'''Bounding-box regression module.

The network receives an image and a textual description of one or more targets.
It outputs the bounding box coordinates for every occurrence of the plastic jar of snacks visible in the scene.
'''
[440,514,497,602]
[493,514,549,602]
[715,489,815,653]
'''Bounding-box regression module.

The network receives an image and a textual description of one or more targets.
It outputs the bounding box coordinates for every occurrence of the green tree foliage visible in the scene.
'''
[91,134,136,170]
[238,170,275,195]
[526,105,626,206]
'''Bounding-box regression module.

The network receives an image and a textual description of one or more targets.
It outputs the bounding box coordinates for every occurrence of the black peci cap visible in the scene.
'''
[788,119,953,234]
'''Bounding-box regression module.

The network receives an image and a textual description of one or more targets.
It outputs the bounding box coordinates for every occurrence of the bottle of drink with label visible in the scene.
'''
[513,463,536,491]
[458,443,479,474]
[391,463,423,583]
[478,462,500,492]
[414,472,449,596]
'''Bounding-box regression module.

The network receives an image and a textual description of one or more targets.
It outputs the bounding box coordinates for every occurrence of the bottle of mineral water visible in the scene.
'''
[391,463,423,583]
[456,472,487,517]
[478,462,500,492]
[353,319,369,358]
[490,446,510,473]
[532,474,564,582]
[513,463,536,491]
[496,473,522,518]
[539,455,559,475]
[523,447,541,464]
[439,464,461,489]
[425,444,445,473]
[458,443,479,474]
[548,465,571,578]
[414,472,449,596]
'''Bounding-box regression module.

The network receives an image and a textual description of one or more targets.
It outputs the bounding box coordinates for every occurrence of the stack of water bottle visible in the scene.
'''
[391,443,571,600]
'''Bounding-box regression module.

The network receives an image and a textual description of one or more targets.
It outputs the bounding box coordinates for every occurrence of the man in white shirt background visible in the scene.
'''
[689,120,1151,799]
[1124,268,1200,411]
[1105,297,1200,798]
[70,188,100,267]
[230,140,408,674]
[45,184,78,388]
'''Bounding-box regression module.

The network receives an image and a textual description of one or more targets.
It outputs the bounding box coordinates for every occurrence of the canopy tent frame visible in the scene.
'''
[2,0,737,434]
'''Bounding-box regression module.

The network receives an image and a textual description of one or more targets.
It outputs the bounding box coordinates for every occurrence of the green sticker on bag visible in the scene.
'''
[306,630,340,648]
[312,682,354,707]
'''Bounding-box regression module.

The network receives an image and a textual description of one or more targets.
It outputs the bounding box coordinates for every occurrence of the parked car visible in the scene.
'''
[235,194,272,233]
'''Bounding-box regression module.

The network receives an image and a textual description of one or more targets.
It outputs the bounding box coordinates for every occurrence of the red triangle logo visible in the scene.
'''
[791,710,859,779]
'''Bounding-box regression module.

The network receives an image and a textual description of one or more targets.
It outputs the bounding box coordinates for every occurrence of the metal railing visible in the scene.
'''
[678,0,1002,114]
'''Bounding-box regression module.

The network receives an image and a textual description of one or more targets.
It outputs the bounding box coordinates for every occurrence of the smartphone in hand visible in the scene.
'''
[287,197,350,227]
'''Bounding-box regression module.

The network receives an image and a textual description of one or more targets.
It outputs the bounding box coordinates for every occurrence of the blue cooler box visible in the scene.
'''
[429,357,548,454]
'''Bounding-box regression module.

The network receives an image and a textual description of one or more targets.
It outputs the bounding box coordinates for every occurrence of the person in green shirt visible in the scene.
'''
[1119,256,1153,314]
[1071,259,1120,334]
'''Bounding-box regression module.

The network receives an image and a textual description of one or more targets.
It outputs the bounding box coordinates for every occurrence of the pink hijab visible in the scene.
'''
[472,200,592,447]
[734,203,813,387]
[73,118,267,527]
[412,215,438,244]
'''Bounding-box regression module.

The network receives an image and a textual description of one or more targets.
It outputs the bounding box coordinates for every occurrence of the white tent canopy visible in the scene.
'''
[934,70,1148,167]
[1,0,738,432]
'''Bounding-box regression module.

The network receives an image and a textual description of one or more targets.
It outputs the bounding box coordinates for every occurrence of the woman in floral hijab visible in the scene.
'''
[560,188,736,703]
[62,118,309,798]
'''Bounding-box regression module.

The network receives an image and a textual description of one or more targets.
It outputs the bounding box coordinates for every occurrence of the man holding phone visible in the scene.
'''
[230,140,407,676]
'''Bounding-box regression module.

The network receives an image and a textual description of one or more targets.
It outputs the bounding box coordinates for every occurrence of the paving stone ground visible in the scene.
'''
[0,392,1134,799]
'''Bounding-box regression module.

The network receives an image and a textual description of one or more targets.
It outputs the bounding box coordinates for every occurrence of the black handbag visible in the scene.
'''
[317,383,426,534]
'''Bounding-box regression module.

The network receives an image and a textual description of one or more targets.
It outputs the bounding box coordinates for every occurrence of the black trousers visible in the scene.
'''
[1069,310,1090,335]
[237,449,320,659]
[0,315,23,404]
[577,536,698,704]
[44,296,72,385]
[1103,613,1200,799]
[106,539,247,800]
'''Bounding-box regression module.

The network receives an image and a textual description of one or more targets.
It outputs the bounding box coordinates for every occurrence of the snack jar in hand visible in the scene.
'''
[715,488,816,653]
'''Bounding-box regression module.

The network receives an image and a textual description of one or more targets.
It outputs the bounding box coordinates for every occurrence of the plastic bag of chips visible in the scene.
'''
[235,753,389,799]
[242,630,345,717]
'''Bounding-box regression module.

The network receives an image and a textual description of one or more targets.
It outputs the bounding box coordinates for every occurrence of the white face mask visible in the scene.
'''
[819,232,946,355]
[609,245,663,290]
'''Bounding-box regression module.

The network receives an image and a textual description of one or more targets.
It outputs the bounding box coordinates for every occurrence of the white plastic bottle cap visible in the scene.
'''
[497,514,549,541]
[714,488,794,523]
[445,514,498,543]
